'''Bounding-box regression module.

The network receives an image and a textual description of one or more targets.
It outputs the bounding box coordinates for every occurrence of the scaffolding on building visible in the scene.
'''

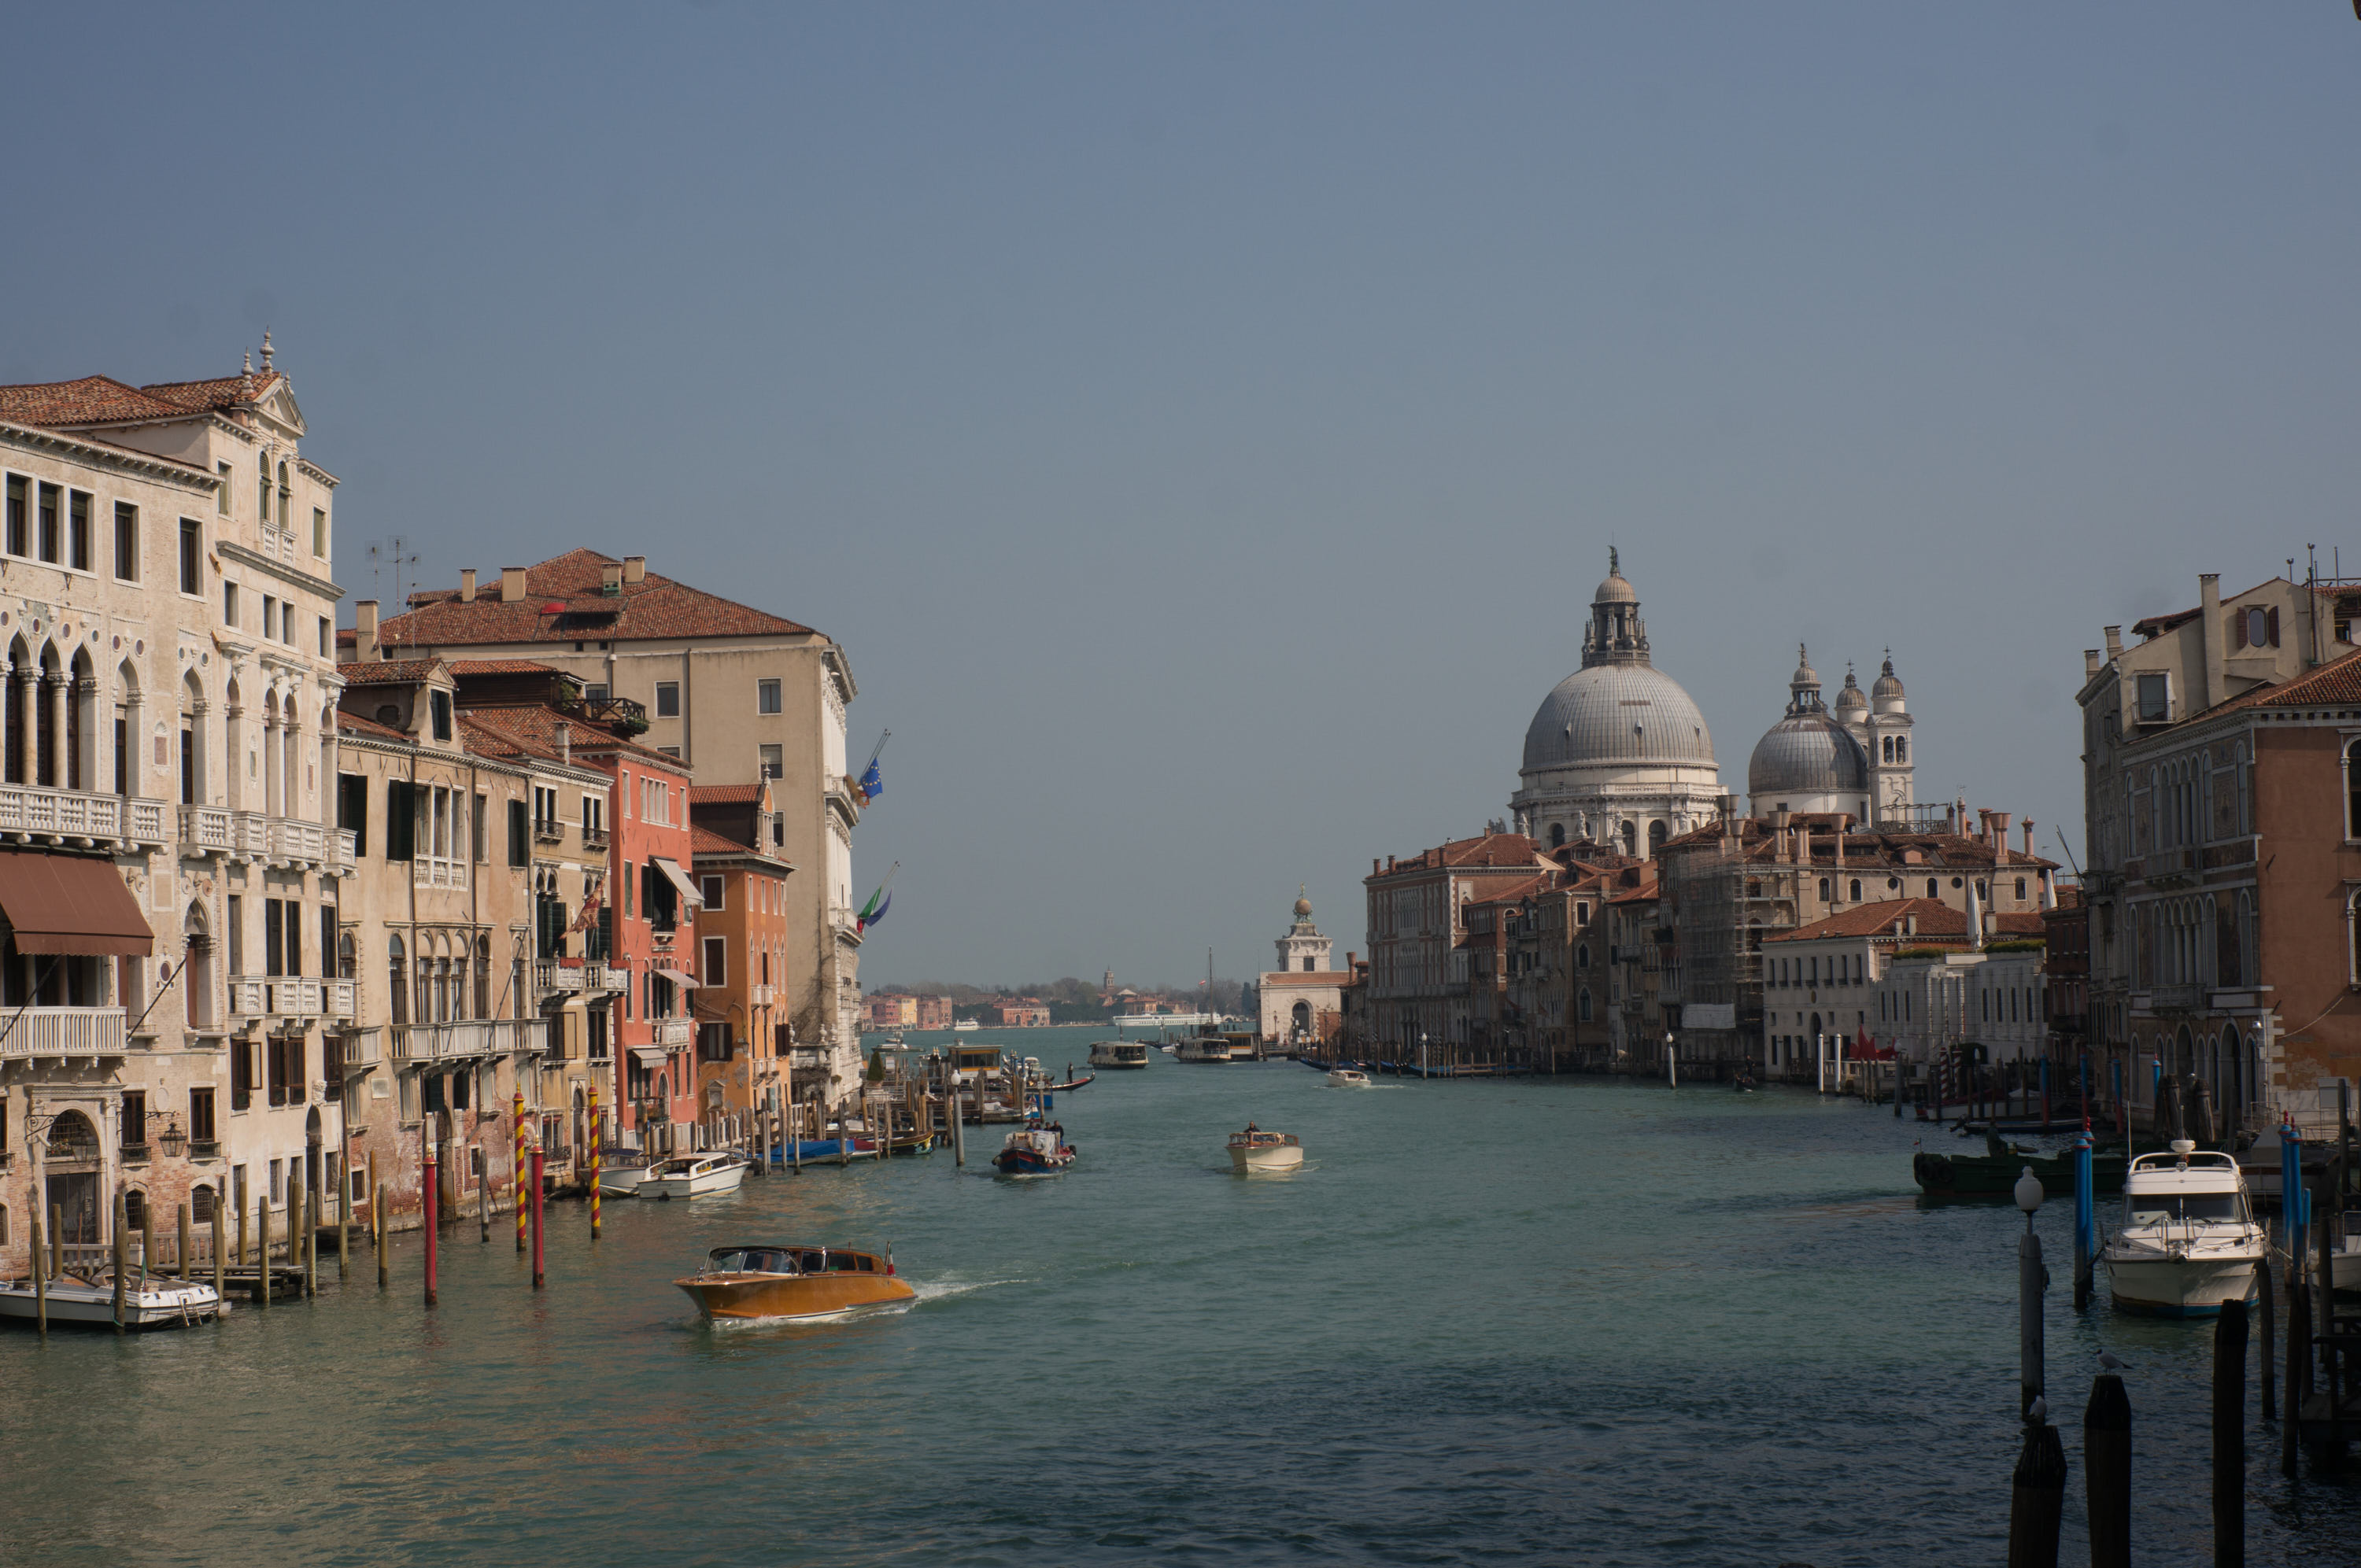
[1661,834,1791,1077]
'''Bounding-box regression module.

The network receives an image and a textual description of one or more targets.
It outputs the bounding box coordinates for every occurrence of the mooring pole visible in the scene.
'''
[256,1191,270,1310]
[30,1210,46,1337]
[375,1182,389,1293]
[530,1144,545,1290]
[2259,1260,2278,1422]
[2016,1168,2046,1418]
[2214,1296,2248,1566]
[211,1194,225,1303]
[113,1192,128,1331]
[423,1139,439,1308]
[514,1089,528,1253]
[2006,1413,2067,1568]
[2073,1131,2095,1312]
[589,1083,602,1240]
[2085,1373,2131,1568]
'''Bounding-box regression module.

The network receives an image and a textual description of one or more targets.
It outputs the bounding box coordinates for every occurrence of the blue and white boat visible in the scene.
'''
[991,1126,1074,1176]
[2101,1141,2265,1316]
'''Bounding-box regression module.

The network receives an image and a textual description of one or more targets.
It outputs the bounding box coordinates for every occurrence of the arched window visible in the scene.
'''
[1818,876,1831,902]
[1881,736,1894,762]
[1894,736,1907,762]
[276,461,290,526]
[192,1183,216,1223]
[1620,821,1637,856]
[337,931,356,980]
[388,935,408,1028]
[1647,820,1668,854]
[1926,878,1938,898]
[1576,943,1590,969]
[258,452,271,520]
[183,902,212,1029]
[1549,823,1565,848]
[124,1188,147,1233]
[475,936,492,1017]
[1577,988,1592,1023]
[2347,739,2361,840]
[1849,878,1862,902]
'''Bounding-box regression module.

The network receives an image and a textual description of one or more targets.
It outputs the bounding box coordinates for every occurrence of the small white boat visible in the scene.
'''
[1327,1068,1373,1089]
[952,1018,981,1033]
[0,1269,225,1330]
[638,1153,751,1200]
[1228,1127,1302,1174]
[2102,1142,2265,1317]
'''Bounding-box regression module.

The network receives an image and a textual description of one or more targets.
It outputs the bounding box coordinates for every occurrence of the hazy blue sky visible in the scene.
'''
[7,6,2358,988]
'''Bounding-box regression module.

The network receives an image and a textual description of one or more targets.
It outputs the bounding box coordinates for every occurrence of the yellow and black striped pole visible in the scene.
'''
[513,1089,528,1253]
[588,1083,601,1240]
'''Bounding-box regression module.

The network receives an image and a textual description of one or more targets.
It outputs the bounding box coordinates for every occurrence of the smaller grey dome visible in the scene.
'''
[1748,713,1871,799]
[1834,664,1868,715]
[1594,570,1637,606]
[1871,652,1905,703]
[1789,643,1819,694]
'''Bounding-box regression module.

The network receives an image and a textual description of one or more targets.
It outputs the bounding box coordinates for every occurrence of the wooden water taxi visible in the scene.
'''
[1229,1127,1302,1173]
[674,1245,915,1321]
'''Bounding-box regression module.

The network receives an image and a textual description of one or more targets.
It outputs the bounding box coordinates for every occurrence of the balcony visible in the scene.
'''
[582,825,611,852]
[592,965,630,992]
[336,1029,380,1072]
[0,1006,127,1057]
[2149,983,2208,1014]
[538,961,586,995]
[388,1017,550,1064]
[174,807,356,872]
[555,693,648,734]
[0,784,171,850]
[654,1017,693,1049]
[534,817,565,845]
[412,854,467,890]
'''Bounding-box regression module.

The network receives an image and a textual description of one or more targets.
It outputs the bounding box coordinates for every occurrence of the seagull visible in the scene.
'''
[2027,1396,2049,1424]
[2097,1351,2130,1372]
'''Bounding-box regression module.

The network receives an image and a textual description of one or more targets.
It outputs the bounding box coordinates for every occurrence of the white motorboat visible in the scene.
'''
[2101,1142,2266,1317]
[0,1268,225,1330]
[1228,1127,1302,1174]
[638,1153,751,1200]
[1089,1040,1151,1069]
[1327,1068,1373,1089]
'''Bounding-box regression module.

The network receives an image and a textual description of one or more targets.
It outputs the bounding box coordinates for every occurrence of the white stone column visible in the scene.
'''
[42,671,65,788]
[262,702,282,819]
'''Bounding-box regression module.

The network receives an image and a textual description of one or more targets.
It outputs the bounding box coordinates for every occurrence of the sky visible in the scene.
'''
[6,6,2358,989]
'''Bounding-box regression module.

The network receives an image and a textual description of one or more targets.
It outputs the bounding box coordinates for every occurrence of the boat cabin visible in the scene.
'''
[949,1044,1001,1082]
[2122,1149,2252,1226]
[704,1245,888,1277]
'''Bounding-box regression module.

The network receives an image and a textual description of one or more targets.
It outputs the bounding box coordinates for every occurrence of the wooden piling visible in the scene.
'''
[338,1162,350,1280]
[49,1202,61,1278]
[236,1190,248,1276]
[530,1146,545,1289]
[2085,1373,2130,1568]
[2019,1227,2046,1419]
[375,1183,389,1291]
[178,1202,192,1281]
[2258,1261,2277,1422]
[112,1190,127,1332]
[306,1182,318,1296]
[423,1147,439,1308]
[30,1209,46,1336]
[2214,1296,2248,1566]
[141,1198,156,1285]
[211,1193,224,1301]
[2006,1418,2067,1568]
[2282,1277,2307,1478]
[257,1193,269,1308]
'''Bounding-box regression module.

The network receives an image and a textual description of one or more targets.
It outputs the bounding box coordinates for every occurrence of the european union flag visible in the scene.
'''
[859,758,882,802]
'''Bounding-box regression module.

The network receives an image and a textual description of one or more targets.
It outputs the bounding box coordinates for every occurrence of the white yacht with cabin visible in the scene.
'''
[2101,1141,2266,1317]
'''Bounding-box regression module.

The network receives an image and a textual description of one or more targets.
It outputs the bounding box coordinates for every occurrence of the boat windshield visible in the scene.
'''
[2127,1194,2248,1225]
[709,1249,801,1275]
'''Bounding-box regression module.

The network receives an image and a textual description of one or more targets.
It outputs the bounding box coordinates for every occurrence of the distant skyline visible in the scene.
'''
[6,6,2358,987]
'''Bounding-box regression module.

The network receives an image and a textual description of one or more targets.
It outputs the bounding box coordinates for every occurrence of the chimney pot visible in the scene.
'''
[600,563,623,595]
[2104,625,2123,659]
[2021,818,2035,859]
[556,723,571,765]
[623,555,647,585]
[460,568,477,603]
[500,566,527,603]
[2083,648,2101,679]
[354,600,379,660]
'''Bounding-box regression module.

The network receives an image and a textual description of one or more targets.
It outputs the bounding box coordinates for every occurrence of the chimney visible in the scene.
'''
[2083,648,2102,680]
[2104,625,2123,659]
[2198,573,2226,710]
[1903,913,1916,939]
[556,723,571,766]
[601,563,623,596]
[501,566,527,603]
[460,568,477,603]
[1347,951,1358,971]
[623,555,647,585]
[2021,818,2036,860]
[354,600,379,660]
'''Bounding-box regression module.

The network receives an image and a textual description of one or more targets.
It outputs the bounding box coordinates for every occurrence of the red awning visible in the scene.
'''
[0,850,154,957]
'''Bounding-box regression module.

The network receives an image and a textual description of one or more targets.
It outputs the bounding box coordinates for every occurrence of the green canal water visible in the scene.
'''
[6,1031,2359,1566]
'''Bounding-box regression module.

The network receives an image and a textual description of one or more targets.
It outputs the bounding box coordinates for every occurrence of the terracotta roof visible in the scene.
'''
[1773,898,2049,944]
[1372,832,1548,878]
[1657,818,2060,873]
[2204,644,2361,718]
[2129,577,2340,640]
[690,784,763,804]
[338,659,445,686]
[335,711,409,742]
[373,548,817,651]
[456,704,678,770]
[0,369,281,428]
[449,658,560,676]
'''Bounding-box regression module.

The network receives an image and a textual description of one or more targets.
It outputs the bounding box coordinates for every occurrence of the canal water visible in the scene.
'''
[5,1031,2359,1566]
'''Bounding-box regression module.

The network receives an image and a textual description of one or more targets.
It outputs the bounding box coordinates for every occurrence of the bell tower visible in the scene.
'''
[1275,887,1333,974]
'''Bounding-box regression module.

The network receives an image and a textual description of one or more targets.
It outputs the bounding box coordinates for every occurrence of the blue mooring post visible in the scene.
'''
[2279,1118,2305,1241]
[2073,1131,2095,1310]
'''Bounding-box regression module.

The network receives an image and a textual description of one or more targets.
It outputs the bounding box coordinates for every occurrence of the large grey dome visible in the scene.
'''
[1748,713,1870,797]
[1523,662,1715,770]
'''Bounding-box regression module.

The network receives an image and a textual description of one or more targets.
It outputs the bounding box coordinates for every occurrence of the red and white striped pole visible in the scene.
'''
[513,1090,528,1253]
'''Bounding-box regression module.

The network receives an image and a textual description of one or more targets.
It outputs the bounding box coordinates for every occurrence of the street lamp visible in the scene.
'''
[156,1116,188,1159]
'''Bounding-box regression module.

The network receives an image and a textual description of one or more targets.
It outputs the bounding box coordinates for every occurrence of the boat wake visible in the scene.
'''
[907,1277,1025,1305]
[701,1298,916,1332]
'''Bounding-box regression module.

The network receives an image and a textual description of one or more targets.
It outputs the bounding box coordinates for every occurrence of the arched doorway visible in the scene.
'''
[42,1109,102,1245]
[1291,1000,1311,1039]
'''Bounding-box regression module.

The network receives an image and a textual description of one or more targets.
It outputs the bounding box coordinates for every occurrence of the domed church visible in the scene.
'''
[1746,646,1917,822]
[1509,552,1725,857]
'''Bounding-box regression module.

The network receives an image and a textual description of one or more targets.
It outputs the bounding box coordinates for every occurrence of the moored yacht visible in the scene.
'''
[0,1267,224,1330]
[2102,1142,2266,1316]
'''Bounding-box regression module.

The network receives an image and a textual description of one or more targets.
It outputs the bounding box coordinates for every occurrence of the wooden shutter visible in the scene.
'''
[2267,607,2281,647]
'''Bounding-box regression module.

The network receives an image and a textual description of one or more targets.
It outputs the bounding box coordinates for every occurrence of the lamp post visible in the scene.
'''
[2015,1166,2046,1416]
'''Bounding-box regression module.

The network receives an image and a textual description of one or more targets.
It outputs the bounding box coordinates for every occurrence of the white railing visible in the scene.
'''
[0,1006,127,1057]
[338,1029,380,1071]
[227,978,268,1017]
[592,965,630,992]
[0,784,170,848]
[179,804,233,854]
[538,962,585,994]
[269,979,323,1016]
[327,979,356,1019]
[654,1017,693,1048]
[389,1018,549,1063]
